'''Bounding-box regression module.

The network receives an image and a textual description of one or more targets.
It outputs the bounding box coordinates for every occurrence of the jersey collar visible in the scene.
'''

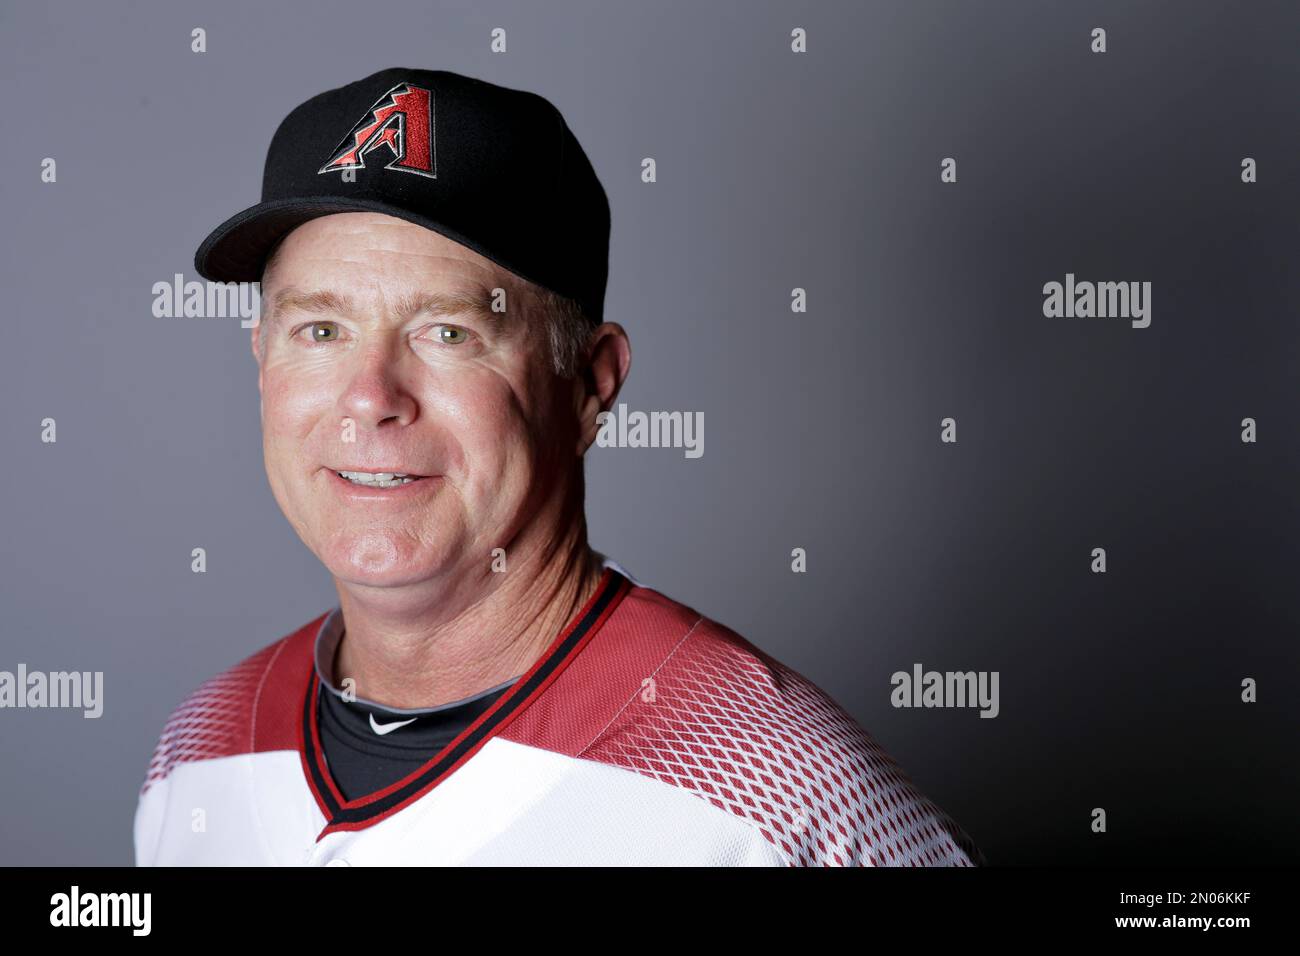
[298,567,631,838]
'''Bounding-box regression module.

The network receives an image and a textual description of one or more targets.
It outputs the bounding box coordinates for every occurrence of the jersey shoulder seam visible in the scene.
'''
[574,612,706,759]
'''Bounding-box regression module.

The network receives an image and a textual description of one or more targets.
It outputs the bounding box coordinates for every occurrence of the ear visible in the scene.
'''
[250,319,266,417]
[574,322,631,457]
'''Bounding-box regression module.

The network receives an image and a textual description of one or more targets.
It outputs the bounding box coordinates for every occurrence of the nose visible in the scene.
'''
[337,335,419,430]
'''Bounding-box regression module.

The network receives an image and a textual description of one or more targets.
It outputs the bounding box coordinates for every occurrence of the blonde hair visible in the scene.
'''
[530,285,596,378]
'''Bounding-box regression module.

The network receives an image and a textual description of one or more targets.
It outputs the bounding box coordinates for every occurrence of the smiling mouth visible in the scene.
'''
[335,470,428,489]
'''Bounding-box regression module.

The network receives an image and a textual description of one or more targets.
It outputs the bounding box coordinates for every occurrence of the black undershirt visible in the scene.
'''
[317,678,517,802]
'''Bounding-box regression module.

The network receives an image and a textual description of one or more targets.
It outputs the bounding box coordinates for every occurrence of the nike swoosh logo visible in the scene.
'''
[369,713,418,736]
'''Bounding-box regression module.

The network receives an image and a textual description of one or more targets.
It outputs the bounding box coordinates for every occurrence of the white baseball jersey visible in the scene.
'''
[134,562,981,866]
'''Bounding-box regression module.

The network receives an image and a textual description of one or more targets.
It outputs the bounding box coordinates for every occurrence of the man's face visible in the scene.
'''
[253,212,574,590]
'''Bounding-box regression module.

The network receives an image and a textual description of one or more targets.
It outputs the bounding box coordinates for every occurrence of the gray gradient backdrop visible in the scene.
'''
[2,0,1298,865]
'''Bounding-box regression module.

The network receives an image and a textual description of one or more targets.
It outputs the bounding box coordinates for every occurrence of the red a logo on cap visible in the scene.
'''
[318,83,436,179]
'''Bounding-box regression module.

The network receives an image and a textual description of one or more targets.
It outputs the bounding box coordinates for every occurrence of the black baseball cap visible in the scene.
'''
[194,68,610,323]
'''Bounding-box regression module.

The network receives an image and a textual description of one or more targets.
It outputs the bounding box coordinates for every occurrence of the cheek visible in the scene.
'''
[258,367,335,520]
[431,373,539,497]
[261,366,327,441]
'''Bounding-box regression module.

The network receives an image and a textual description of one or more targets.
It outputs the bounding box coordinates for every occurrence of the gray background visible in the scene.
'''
[2,0,1297,865]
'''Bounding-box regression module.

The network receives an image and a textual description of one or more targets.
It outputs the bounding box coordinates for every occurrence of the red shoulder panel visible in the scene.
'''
[504,584,982,867]
[138,613,322,794]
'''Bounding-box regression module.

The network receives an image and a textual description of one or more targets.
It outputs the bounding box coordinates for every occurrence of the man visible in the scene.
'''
[134,67,982,866]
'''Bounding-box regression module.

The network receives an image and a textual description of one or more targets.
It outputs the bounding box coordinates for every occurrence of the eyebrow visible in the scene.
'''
[266,286,507,332]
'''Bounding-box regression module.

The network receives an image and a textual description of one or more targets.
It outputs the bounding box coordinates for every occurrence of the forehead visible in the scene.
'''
[264,212,528,301]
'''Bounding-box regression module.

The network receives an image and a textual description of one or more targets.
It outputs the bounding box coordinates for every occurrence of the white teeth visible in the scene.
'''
[337,471,419,488]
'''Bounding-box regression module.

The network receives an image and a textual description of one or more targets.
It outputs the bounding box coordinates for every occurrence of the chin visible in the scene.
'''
[320,529,455,589]
[332,566,440,589]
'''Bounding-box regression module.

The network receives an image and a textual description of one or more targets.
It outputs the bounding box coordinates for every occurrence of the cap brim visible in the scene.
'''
[194,196,534,286]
